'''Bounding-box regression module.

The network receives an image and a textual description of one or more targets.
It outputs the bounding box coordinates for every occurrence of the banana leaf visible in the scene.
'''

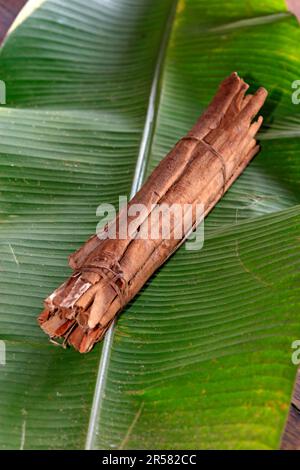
[0,0,299,450]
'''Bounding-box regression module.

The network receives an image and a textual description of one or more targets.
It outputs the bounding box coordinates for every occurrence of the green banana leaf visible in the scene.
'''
[0,0,299,450]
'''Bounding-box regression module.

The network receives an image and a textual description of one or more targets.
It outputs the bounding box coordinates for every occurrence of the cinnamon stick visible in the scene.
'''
[38,73,267,353]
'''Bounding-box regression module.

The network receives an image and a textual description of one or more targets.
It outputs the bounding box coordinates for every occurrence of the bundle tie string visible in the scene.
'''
[74,256,127,308]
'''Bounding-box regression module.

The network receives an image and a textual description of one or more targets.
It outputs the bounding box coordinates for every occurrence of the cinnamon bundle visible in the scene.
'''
[38,73,267,353]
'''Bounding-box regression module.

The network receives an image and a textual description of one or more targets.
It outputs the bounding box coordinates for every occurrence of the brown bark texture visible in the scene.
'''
[38,72,267,353]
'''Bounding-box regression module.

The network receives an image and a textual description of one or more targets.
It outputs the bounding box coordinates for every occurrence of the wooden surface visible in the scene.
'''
[0,0,299,451]
[0,0,27,42]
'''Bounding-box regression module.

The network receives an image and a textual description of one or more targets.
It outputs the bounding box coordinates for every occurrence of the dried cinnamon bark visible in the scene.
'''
[38,72,267,353]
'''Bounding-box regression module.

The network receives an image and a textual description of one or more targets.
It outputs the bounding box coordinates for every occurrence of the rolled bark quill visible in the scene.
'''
[38,72,268,353]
